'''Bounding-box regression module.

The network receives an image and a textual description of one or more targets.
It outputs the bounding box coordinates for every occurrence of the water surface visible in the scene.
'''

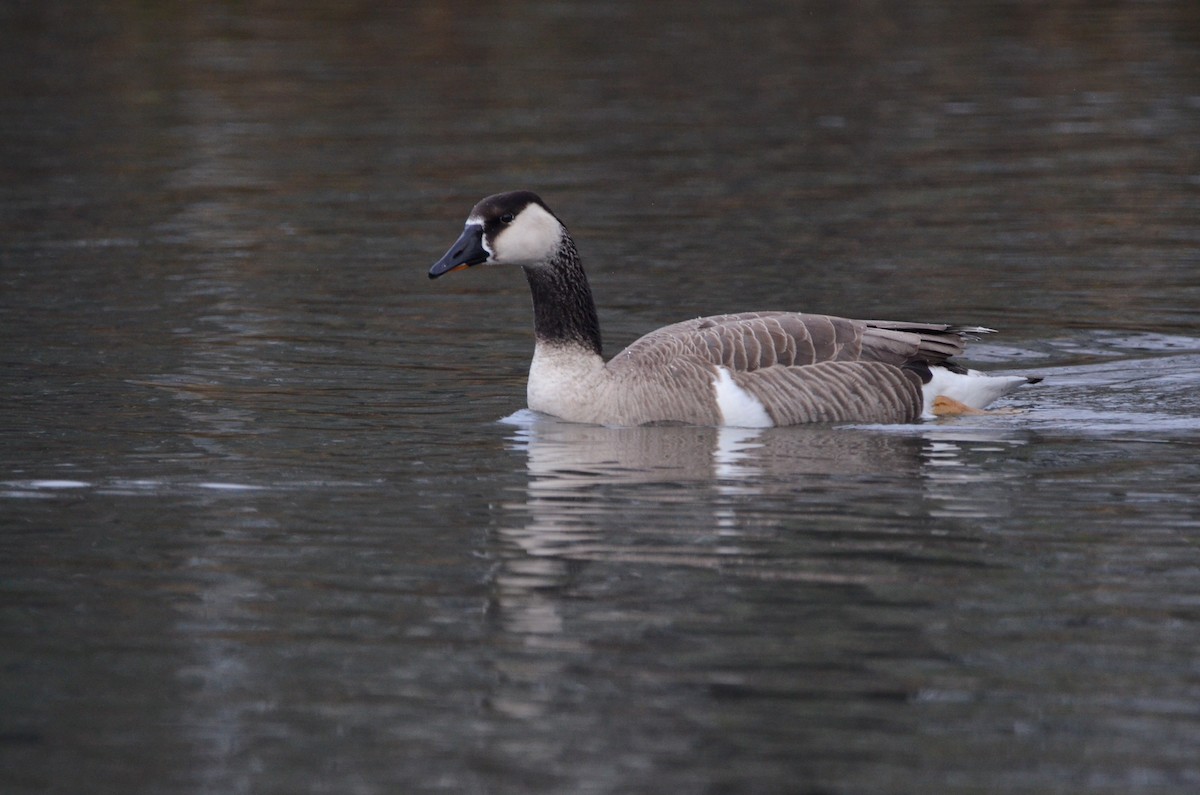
[3,2,1200,793]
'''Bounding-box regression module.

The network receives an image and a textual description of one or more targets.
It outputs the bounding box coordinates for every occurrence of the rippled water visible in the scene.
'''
[3,2,1200,793]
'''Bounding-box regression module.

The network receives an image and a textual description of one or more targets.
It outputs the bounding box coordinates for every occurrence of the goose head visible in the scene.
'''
[429,191,565,278]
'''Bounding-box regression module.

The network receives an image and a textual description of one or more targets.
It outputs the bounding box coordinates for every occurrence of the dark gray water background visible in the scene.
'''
[3,2,1200,793]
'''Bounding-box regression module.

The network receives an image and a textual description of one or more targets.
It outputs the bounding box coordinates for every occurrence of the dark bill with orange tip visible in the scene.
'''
[429,223,489,279]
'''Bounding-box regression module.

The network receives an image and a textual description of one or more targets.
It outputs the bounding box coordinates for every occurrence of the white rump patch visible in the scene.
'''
[921,366,1032,418]
[713,367,773,427]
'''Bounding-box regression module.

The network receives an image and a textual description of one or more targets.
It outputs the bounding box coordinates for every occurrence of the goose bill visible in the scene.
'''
[429,224,489,278]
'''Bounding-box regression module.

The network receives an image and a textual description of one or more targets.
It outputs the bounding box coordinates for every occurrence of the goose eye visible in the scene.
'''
[500,213,515,224]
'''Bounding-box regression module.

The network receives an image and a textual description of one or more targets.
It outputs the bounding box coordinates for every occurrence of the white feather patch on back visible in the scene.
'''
[713,367,773,427]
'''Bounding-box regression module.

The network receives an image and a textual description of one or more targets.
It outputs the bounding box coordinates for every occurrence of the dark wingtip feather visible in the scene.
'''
[902,359,934,384]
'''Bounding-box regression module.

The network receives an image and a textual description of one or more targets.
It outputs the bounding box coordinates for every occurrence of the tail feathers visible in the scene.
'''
[864,321,996,363]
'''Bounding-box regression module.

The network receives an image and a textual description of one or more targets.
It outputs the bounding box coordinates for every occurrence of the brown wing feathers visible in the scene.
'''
[623,312,978,372]
[862,320,993,364]
[631,312,864,370]
[605,312,984,424]
[731,361,923,424]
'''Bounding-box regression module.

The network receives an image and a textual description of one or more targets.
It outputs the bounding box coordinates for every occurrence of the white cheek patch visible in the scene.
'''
[713,367,773,427]
[492,203,563,265]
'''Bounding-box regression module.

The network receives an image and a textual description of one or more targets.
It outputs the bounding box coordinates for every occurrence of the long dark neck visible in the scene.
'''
[522,233,603,356]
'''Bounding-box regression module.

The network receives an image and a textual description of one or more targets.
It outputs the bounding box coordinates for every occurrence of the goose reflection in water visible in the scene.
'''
[497,412,1032,561]
[482,411,1035,717]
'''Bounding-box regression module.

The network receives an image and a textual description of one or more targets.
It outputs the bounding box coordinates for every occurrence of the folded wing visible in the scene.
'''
[607,312,989,424]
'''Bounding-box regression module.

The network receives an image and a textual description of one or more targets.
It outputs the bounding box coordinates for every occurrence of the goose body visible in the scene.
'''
[429,191,1040,427]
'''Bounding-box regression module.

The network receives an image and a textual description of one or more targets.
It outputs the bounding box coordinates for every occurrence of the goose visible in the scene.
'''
[428,191,1041,427]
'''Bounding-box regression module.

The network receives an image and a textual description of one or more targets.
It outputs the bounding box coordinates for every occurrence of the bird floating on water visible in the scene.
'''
[429,191,1041,427]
